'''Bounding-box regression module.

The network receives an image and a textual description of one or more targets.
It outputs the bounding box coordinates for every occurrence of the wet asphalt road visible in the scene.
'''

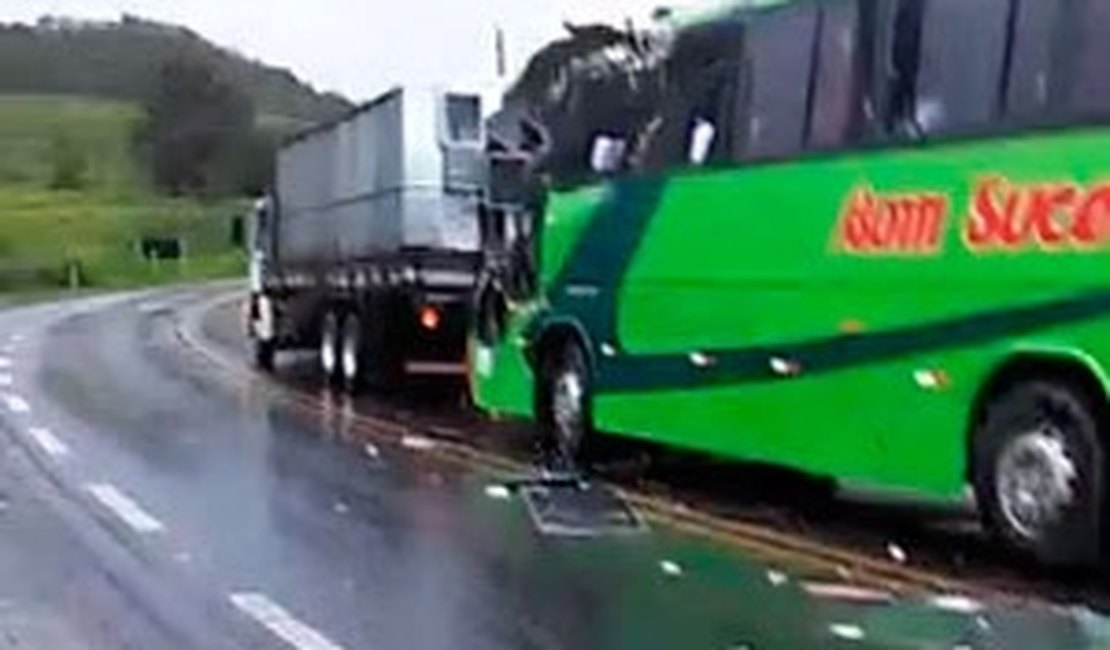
[0,286,1107,649]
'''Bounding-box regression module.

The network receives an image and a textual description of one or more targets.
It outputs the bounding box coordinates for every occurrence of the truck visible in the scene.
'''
[246,86,486,391]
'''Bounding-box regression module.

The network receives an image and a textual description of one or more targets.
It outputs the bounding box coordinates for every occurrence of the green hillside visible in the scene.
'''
[0,16,350,122]
[0,94,248,291]
[0,95,139,190]
[0,16,351,294]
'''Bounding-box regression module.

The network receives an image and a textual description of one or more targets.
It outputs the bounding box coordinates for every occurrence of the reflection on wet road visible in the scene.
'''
[0,286,1104,649]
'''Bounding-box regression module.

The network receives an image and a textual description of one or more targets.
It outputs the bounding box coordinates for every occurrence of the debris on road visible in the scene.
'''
[427,425,463,441]
[886,542,908,564]
[802,582,894,603]
[829,623,865,641]
[930,594,983,614]
[766,570,788,587]
[660,560,684,577]
[521,480,644,537]
[400,434,436,451]
[484,484,511,500]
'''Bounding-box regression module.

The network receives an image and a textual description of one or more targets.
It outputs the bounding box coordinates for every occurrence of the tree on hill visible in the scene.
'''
[135,50,258,196]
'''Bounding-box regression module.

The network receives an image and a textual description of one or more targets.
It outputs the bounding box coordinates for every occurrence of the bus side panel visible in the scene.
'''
[595,127,1110,499]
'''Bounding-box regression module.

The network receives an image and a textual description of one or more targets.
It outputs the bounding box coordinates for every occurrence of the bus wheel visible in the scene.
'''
[973,380,1105,566]
[252,338,275,372]
[340,312,364,394]
[319,311,342,387]
[538,339,593,470]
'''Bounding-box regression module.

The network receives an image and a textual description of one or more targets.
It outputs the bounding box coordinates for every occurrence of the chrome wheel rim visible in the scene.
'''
[552,367,584,454]
[996,427,1078,541]
[320,318,337,376]
[341,322,359,384]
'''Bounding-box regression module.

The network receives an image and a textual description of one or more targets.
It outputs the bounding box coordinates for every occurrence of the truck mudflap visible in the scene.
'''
[245,293,276,343]
[399,296,472,376]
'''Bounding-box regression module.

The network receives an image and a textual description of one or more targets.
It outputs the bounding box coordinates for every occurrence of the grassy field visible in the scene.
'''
[0,95,141,191]
[0,95,248,292]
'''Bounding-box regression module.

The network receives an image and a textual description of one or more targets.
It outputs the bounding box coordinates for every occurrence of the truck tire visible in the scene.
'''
[537,338,594,470]
[252,339,275,372]
[319,311,342,387]
[973,379,1105,566]
[340,312,364,394]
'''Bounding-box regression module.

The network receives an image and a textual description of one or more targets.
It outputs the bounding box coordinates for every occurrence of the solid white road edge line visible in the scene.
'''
[229,592,346,650]
[86,483,165,534]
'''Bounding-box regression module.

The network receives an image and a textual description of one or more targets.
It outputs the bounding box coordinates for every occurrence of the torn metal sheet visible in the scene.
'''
[521,479,645,537]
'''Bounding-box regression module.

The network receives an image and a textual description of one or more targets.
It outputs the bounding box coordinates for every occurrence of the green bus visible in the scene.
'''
[472,0,1110,565]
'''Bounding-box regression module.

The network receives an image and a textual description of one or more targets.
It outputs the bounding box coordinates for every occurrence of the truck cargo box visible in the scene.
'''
[275,87,484,266]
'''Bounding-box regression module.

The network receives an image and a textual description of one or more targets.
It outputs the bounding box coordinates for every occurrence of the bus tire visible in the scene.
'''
[537,338,593,470]
[252,338,275,372]
[972,379,1105,566]
[340,311,364,394]
[319,310,342,387]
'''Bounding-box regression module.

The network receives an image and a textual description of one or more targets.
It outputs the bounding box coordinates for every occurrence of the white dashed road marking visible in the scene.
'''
[0,374,11,387]
[26,427,69,458]
[0,357,11,368]
[86,483,165,534]
[230,592,346,650]
[3,394,30,414]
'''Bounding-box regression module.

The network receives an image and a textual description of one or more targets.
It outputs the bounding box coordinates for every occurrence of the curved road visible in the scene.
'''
[0,285,1104,649]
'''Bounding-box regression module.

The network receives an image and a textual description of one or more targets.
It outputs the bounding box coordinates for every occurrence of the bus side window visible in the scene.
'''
[634,92,697,172]
[807,0,866,150]
[734,3,819,160]
[1002,0,1062,121]
[633,59,736,172]
[1061,0,1110,118]
[912,0,1011,136]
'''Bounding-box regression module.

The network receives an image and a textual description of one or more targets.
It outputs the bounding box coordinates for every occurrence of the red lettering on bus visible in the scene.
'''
[966,176,1023,248]
[840,188,878,251]
[1072,186,1110,246]
[965,176,1110,251]
[1025,183,1077,246]
[837,187,949,255]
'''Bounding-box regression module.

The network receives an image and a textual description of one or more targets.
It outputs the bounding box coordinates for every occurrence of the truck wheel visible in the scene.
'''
[973,379,1105,566]
[340,313,364,394]
[537,339,593,470]
[319,311,341,386]
[252,339,275,372]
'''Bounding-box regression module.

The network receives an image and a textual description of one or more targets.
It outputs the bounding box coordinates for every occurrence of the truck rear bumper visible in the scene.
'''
[403,361,468,376]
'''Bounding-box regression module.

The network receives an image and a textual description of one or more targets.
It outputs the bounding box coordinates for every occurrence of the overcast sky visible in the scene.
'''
[2,0,684,102]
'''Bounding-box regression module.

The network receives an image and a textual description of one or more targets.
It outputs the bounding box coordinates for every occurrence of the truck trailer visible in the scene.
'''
[246,86,486,391]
